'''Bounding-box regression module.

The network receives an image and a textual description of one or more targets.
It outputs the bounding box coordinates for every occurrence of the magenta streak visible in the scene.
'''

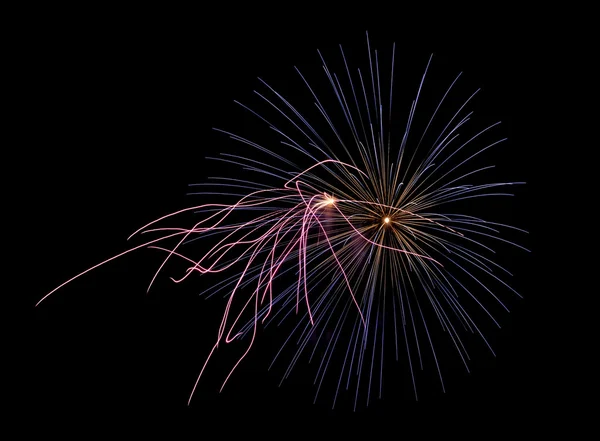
[193,202,305,271]
[297,194,320,325]
[147,246,197,268]
[224,217,305,340]
[37,230,190,306]
[171,201,307,284]
[146,193,300,291]
[191,187,350,400]
[219,198,338,391]
[127,187,292,241]
[187,222,301,405]
[263,224,279,320]
[216,206,307,342]
[259,219,306,323]
[295,181,367,328]
[188,340,218,405]
[180,204,305,283]
[197,224,292,395]
[259,216,305,322]
[219,286,259,393]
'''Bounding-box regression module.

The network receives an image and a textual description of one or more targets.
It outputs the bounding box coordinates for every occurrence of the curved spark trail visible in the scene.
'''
[38,32,528,410]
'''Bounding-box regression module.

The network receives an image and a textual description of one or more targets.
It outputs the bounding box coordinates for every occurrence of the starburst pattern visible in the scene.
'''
[38,33,528,410]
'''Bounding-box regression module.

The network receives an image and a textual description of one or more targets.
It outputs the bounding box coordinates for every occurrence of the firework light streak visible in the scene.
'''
[38,33,528,410]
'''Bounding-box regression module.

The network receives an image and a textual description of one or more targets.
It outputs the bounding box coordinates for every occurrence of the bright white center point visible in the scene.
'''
[384,217,390,224]
[326,198,335,205]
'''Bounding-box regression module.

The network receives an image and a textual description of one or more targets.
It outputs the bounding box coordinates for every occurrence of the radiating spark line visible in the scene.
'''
[39,35,527,410]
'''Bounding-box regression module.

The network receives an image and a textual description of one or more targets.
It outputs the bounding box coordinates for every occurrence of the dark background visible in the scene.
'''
[20,7,549,435]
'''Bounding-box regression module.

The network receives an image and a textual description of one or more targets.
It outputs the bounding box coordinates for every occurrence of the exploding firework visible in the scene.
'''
[37,33,528,410]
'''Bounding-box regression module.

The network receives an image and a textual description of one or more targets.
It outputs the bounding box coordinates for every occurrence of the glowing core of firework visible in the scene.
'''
[37,34,529,410]
[323,193,336,205]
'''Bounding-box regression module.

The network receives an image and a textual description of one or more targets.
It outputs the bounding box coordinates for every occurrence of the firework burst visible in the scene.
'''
[38,33,528,410]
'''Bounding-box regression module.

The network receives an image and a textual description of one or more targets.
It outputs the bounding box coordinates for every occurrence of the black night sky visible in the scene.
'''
[21,6,552,436]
